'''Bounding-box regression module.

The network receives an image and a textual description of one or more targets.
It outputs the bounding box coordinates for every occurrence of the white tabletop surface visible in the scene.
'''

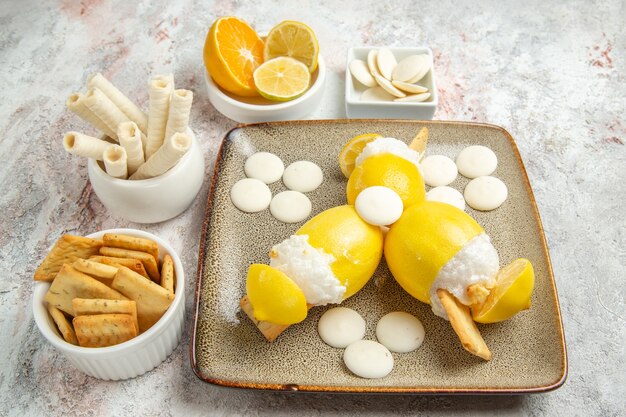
[1,0,624,415]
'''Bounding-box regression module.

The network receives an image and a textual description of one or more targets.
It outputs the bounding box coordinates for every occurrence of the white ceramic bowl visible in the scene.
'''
[205,55,326,123]
[33,228,185,380]
[88,128,204,224]
[345,47,438,120]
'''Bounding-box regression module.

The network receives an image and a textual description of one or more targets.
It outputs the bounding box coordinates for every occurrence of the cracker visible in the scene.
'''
[44,264,127,316]
[89,256,149,279]
[72,258,118,285]
[437,289,492,361]
[409,126,428,157]
[160,254,175,294]
[47,304,78,345]
[72,298,138,334]
[34,235,103,281]
[102,233,159,261]
[99,247,160,283]
[73,314,138,348]
[111,266,174,332]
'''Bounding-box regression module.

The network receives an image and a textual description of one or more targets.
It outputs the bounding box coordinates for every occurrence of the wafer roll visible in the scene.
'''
[145,75,174,159]
[130,132,190,180]
[164,89,193,142]
[66,93,118,140]
[103,145,128,179]
[83,88,130,142]
[117,121,145,175]
[63,131,112,160]
[88,73,148,133]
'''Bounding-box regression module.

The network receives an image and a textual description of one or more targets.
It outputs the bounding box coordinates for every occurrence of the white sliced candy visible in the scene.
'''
[355,186,403,226]
[230,178,272,213]
[361,86,395,102]
[394,92,431,102]
[374,74,406,98]
[391,80,428,94]
[343,340,394,379]
[405,55,431,84]
[456,145,498,178]
[269,191,312,223]
[420,155,458,186]
[244,152,284,184]
[349,59,377,88]
[376,48,397,80]
[318,307,366,348]
[367,49,382,78]
[282,160,323,192]
[376,312,425,353]
[392,55,426,82]
[426,186,465,211]
[464,176,508,211]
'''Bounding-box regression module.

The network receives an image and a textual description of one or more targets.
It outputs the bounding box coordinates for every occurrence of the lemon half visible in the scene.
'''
[253,57,311,102]
[264,20,319,72]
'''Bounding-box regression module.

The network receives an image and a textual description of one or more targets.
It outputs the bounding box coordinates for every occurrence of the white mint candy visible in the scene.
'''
[361,86,395,102]
[374,74,406,98]
[394,92,431,102]
[376,312,425,353]
[269,191,312,223]
[318,307,366,348]
[230,178,272,213]
[420,155,458,186]
[456,145,498,178]
[349,59,377,88]
[392,55,426,82]
[464,176,508,211]
[282,160,323,192]
[376,48,397,80]
[367,49,382,78]
[405,54,431,84]
[244,152,284,184]
[355,186,403,226]
[343,340,394,379]
[426,186,465,211]
[391,80,428,94]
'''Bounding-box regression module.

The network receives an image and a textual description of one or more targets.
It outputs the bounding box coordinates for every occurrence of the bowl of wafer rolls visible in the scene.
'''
[32,229,185,380]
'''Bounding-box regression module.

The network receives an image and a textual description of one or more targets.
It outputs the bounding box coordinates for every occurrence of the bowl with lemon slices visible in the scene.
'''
[203,17,326,123]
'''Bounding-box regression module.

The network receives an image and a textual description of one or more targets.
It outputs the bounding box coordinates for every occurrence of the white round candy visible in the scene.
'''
[420,155,458,187]
[376,312,425,353]
[317,307,366,348]
[343,340,394,379]
[464,176,508,211]
[355,186,404,226]
[244,152,284,184]
[361,86,395,102]
[282,160,324,192]
[376,48,397,80]
[230,178,271,213]
[426,186,466,211]
[456,145,498,179]
[349,59,377,87]
[269,191,312,223]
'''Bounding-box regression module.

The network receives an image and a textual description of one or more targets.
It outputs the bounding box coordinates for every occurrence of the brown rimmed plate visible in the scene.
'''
[191,120,567,393]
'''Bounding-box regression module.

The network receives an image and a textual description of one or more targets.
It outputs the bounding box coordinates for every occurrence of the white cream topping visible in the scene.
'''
[355,137,422,171]
[429,233,499,319]
[269,235,345,306]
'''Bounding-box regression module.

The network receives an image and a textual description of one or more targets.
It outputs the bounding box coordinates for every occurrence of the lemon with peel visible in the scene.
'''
[297,205,383,300]
[346,153,426,209]
[253,57,311,102]
[246,264,308,325]
[338,133,381,178]
[472,258,534,323]
[264,20,319,72]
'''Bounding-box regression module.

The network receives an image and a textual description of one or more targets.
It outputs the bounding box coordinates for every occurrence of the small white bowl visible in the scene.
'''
[205,55,326,123]
[33,228,185,380]
[87,128,204,224]
[345,47,438,120]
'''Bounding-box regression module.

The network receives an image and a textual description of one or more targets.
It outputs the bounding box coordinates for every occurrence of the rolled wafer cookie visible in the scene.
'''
[88,73,148,133]
[163,89,193,142]
[83,88,130,141]
[63,131,112,161]
[145,75,174,159]
[103,145,128,179]
[66,93,118,140]
[130,132,191,180]
[117,121,145,175]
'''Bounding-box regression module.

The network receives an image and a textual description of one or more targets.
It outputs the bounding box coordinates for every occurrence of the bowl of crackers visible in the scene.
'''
[32,228,185,380]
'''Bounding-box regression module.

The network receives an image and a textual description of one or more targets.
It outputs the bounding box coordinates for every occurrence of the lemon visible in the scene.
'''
[384,201,483,303]
[338,133,381,178]
[297,205,383,299]
[346,153,426,209]
[246,264,308,325]
[472,258,534,323]
[264,21,319,72]
[253,57,311,102]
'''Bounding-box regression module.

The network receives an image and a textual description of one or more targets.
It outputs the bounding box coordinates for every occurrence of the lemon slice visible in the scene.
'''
[246,264,308,325]
[338,133,381,178]
[472,258,535,324]
[264,20,319,72]
[253,57,311,102]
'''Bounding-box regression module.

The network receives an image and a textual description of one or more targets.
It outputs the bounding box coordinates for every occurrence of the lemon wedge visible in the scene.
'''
[253,57,311,102]
[472,258,535,324]
[264,20,319,72]
[338,133,381,178]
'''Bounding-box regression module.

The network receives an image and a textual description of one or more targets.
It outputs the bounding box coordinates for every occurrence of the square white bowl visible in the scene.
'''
[345,47,438,120]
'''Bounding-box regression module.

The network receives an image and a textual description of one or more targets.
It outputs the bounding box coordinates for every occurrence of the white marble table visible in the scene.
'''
[1,1,624,415]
